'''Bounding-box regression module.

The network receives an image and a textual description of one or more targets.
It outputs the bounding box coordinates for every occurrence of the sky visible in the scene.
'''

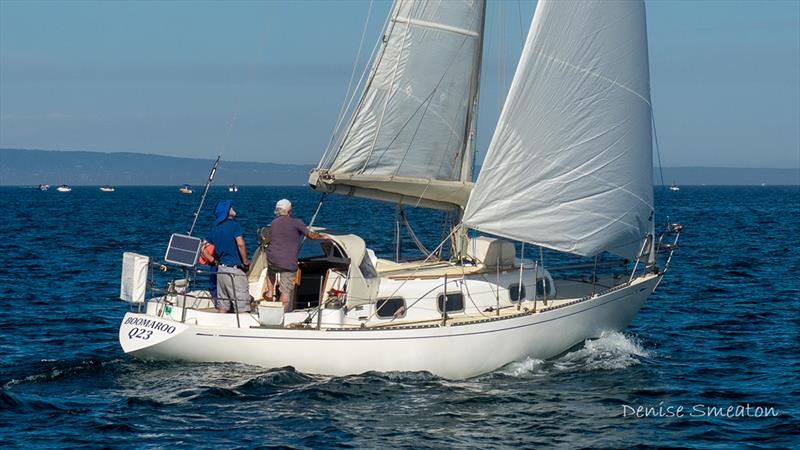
[0,0,798,168]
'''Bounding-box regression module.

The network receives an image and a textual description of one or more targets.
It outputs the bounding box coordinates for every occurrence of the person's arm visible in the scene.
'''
[299,219,331,241]
[306,230,331,241]
[235,236,249,266]
[200,240,217,265]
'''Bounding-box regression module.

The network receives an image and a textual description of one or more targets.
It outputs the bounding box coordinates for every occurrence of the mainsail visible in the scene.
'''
[463,0,654,260]
[310,0,485,210]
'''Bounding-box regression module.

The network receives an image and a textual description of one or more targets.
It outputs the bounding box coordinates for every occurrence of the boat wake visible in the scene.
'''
[498,331,651,378]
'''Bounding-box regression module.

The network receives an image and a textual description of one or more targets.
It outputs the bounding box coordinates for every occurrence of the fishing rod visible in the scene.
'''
[188,155,221,236]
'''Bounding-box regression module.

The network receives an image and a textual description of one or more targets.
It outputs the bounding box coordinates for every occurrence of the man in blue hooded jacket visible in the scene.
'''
[202,200,252,313]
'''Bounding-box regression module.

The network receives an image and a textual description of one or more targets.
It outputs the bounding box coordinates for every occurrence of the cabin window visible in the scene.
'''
[509,283,526,302]
[437,293,464,313]
[299,239,326,259]
[376,297,406,319]
[359,255,378,279]
[321,242,345,259]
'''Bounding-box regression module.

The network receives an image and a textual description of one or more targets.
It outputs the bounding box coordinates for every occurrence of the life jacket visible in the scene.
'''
[199,242,216,265]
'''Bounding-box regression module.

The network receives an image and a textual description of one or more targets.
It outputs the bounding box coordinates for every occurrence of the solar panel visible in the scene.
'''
[165,233,203,267]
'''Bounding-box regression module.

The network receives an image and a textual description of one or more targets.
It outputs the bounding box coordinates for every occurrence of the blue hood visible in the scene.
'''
[213,200,233,225]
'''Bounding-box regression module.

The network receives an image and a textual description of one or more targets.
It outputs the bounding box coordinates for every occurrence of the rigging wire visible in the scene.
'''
[362,226,460,322]
[517,0,526,47]
[380,35,476,177]
[307,193,327,229]
[498,1,507,112]
[652,109,667,191]
[188,156,221,236]
[319,0,376,168]
[321,1,395,170]
[188,78,240,232]
[359,2,413,174]
[400,209,432,257]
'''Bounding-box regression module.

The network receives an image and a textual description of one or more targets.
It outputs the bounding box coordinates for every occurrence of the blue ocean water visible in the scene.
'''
[1,185,798,449]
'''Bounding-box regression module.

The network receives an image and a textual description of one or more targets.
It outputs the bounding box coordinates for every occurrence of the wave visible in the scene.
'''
[0,388,71,413]
[237,366,318,393]
[3,357,120,388]
[498,331,652,378]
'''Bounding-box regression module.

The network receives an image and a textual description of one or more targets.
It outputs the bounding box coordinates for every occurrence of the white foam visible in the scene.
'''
[555,331,651,372]
[498,331,651,377]
[498,357,547,378]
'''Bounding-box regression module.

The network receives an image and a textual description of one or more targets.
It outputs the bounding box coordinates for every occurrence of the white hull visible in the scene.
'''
[120,274,658,379]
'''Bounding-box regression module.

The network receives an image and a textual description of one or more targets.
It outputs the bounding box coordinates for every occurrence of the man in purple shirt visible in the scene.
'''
[265,198,330,312]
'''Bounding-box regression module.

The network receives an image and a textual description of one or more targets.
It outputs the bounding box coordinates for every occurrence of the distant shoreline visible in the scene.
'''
[2,148,798,186]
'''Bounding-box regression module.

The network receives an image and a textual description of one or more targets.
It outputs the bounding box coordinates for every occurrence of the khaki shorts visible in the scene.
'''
[268,266,297,298]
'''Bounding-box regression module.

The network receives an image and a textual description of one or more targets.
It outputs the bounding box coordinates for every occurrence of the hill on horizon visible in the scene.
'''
[0,148,313,186]
[1,148,798,186]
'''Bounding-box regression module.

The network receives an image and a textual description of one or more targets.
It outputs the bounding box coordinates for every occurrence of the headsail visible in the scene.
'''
[463,0,654,259]
[310,0,485,210]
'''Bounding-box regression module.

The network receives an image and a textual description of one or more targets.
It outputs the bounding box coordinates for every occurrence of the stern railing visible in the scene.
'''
[131,260,252,328]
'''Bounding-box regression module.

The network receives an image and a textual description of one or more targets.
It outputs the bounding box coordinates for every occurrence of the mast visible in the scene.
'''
[459,0,486,186]
[455,0,487,259]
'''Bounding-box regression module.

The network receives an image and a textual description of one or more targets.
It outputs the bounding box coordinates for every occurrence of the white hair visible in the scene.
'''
[275,198,292,216]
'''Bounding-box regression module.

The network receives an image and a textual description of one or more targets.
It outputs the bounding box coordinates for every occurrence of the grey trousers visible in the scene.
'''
[216,265,253,313]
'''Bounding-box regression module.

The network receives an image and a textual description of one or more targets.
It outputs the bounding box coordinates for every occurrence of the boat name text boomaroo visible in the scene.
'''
[124,317,176,340]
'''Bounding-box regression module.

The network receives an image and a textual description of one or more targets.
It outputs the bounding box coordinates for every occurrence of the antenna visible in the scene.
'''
[188,155,221,236]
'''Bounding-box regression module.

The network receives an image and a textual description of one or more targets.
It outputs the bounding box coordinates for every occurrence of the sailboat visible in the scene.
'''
[118,0,680,379]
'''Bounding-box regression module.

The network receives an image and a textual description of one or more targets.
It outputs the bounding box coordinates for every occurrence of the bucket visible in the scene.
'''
[257,301,284,326]
[168,278,188,294]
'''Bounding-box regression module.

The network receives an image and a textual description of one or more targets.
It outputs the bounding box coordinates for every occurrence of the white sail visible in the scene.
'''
[311,0,485,209]
[463,0,654,260]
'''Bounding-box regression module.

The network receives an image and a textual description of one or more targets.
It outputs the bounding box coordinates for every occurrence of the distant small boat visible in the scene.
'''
[100,185,115,192]
[37,184,50,191]
[56,185,72,193]
[228,184,238,193]
[669,183,680,192]
[179,185,193,194]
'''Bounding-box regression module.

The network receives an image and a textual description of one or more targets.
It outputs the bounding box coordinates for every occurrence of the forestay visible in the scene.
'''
[311,0,485,210]
[463,0,654,259]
